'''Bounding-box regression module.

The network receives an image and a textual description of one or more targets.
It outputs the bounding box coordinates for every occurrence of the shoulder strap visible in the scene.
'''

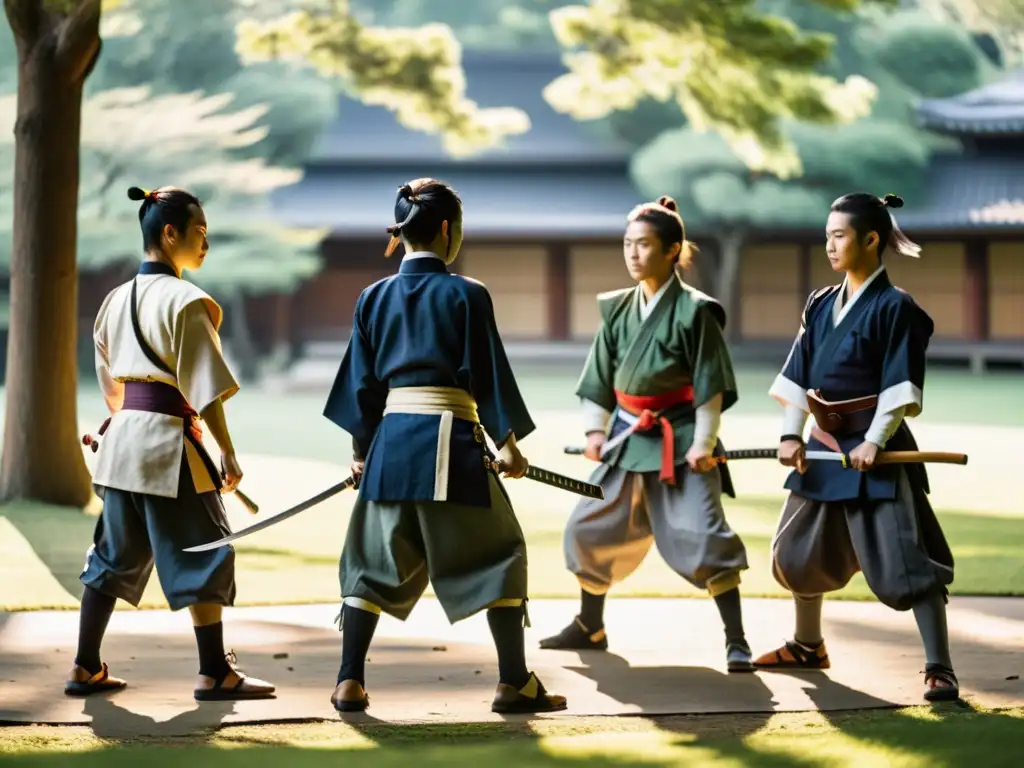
[130,278,175,376]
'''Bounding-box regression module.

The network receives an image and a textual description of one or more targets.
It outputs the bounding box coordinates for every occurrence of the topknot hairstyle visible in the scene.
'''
[626,194,697,268]
[127,185,202,252]
[384,178,463,258]
[830,192,920,258]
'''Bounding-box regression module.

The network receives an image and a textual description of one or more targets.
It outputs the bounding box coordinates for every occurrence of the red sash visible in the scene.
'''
[613,385,695,484]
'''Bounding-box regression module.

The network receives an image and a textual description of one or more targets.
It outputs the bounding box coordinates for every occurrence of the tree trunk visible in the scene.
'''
[229,292,259,383]
[1,0,102,506]
[713,230,745,342]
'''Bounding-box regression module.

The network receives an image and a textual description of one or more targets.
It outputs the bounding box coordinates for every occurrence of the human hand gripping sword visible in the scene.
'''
[83,419,261,513]
[183,454,602,553]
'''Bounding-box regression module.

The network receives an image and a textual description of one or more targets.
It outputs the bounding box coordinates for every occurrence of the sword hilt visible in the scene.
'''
[234,488,260,514]
[486,455,603,499]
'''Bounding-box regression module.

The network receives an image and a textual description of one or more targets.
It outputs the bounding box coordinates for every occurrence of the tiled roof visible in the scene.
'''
[269,164,644,237]
[917,70,1024,135]
[270,153,1024,237]
[894,154,1024,230]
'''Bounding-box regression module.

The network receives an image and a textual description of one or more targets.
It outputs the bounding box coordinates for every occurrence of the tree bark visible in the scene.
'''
[0,0,102,506]
[229,292,259,383]
[713,230,745,342]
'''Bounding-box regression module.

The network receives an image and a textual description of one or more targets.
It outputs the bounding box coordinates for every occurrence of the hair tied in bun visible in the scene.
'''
[882,193,904,209]
[657,195,678,212]
[127,186,148,201]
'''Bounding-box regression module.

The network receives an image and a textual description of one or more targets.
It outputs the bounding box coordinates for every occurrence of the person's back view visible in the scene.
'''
[323,178,566,715]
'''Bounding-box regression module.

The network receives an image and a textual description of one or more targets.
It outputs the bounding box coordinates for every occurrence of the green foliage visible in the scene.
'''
[864,10,988,97]
[629,0,987,234]
[89,0,339,171]
[0,0,330,300]
[188,215,325,296]
[348,0,565,51]
[234,0,531,158]
[541,0,887,178]
[630,127,831,229]
[916,0,1024,67]
[0,85,317,285]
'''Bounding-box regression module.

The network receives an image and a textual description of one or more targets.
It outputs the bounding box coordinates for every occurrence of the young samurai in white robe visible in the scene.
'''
[67,186,275,702]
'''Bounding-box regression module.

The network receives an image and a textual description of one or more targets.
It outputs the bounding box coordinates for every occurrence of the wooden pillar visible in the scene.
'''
[547,242,570,341]
[964,238,989,341]
[799,241,814,300]
[273,291,293,355]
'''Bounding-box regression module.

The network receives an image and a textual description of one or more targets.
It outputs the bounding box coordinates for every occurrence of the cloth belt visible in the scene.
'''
[82,380,223,490]
[806,389,877,453]
[607,385,695,485]
[383,386,481,502]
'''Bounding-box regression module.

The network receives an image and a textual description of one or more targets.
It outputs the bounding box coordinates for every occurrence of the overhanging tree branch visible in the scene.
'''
[4,0,47,46]
[57,0,102,81]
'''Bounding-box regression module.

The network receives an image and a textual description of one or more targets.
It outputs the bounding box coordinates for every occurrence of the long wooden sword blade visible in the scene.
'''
[564,446,968,466]
[182,476,357,552]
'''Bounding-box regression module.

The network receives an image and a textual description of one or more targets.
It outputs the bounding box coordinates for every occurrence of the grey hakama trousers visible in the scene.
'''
[562,462,749,597]
[339,472,529,624]
[770,469,955,610]
[80,457,237,611]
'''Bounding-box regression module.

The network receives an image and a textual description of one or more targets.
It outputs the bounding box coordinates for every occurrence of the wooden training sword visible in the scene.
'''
[564,446,968,466]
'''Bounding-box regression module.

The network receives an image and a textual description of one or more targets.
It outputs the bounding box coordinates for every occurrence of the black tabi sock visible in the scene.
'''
[337,604,380,687]
[74,586,117,675]
[194,622,232,680]
[579,589,606,631]
[713,587,748,648]
[487,606,531,689]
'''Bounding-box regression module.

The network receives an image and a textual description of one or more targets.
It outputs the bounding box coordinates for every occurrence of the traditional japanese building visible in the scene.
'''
[262,53,1023,371]
[61,55,1023,376]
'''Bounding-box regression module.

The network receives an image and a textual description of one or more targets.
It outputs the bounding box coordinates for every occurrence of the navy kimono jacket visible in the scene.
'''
[772,267,935,503]
[323,253,535,508]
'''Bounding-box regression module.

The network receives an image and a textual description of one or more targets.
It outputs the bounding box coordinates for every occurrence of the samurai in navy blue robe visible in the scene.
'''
[765,265,954,611]
[323,252,537,624]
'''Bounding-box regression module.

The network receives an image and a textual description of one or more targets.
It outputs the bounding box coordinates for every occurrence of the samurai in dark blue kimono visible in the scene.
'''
[751,193,960,703]
[321,178,567,716]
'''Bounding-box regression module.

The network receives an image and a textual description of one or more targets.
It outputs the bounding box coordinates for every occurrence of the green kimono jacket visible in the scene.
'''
[576,274,738,497]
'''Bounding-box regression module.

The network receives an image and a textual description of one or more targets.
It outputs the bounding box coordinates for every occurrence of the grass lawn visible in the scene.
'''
[2,363,1022,610]
[1,706,1022,766]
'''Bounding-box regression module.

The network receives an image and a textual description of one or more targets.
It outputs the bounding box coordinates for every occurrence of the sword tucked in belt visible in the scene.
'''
[384,386,603,500]
[83,381,259,514]
[600,385,695,485]
[805,389,877,453]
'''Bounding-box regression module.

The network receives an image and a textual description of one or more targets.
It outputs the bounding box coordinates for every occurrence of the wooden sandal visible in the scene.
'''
[923,663,960,702]
[331,680,370,712]
[491,672,568,714]
[194,651,275,701]
[64,663,127,697]
[753,640,830,670]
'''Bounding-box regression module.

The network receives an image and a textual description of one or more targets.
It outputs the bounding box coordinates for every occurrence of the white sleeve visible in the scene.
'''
[769,373,809,412]
[782,404,809,439]
[865,405,907,448]
[581,398,612,434]
[692,393,723,453]
[498,432,519,464]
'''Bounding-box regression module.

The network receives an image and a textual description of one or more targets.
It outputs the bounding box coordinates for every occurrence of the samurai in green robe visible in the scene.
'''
[539,196,753,672]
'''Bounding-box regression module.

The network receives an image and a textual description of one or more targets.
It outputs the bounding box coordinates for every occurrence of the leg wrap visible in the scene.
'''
[707,569,742,598]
